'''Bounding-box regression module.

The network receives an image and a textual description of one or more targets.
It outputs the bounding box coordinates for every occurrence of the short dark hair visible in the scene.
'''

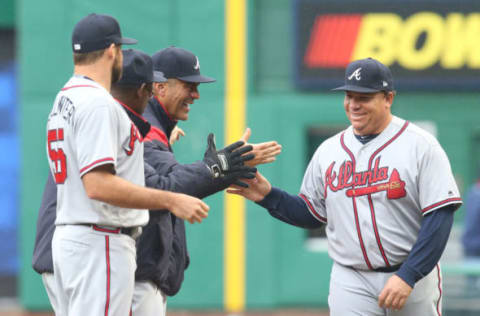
[73,49,106,65]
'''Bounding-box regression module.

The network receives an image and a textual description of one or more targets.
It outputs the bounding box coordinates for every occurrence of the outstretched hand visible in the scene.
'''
[203,133,257,187]
[170,126,185,145]
[240,128,282,167]
[226,171,272,202]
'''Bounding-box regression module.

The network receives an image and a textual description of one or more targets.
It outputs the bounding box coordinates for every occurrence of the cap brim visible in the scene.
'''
[153,71,167,83]
[178,74,216,83]
[119,37,138,45]
[332,85,381,93]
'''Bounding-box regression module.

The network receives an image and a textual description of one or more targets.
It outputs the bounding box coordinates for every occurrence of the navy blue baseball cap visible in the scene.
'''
[117,49,167,85]
[72,13,138,53]
[152,46,216,83]
[333,58,394,93]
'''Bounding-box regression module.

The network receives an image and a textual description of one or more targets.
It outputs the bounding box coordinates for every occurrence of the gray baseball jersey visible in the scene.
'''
[300,116,461,270]
[46,75,148,227]
[48,75,148,316]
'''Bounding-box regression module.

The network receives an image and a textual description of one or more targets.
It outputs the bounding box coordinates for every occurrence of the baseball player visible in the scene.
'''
[34,45,259,314]
[46,15,210,316]
[34,47,167,313]
[228,58,462,315]
[131,46,282,315]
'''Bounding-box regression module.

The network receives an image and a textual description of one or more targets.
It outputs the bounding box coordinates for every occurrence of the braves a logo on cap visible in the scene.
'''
[324,157,406,199]
[348,67,362,81]
[193,57,200,70]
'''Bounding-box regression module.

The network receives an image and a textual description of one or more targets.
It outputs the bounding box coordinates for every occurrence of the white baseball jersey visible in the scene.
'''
[46,75,148,227]
[300,116,461,270]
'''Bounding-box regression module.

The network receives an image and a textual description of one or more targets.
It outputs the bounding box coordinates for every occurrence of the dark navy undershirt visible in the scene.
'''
[257,132,455,288]
[355,133,379,144]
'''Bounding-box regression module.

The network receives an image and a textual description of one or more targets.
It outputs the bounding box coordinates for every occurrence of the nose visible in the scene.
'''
[348,97,362,110]
[191,87,200,99]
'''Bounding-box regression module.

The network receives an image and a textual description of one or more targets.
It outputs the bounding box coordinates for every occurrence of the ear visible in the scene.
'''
[106,43,116,55]
[154,82,167,98]
[387,91,395,103]
[385,91,395,109]
[137,83,146,98]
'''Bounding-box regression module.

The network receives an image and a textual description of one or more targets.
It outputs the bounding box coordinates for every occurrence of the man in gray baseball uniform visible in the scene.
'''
[228,58,462,315]
[34,47,168,313]
[46,14,209,316]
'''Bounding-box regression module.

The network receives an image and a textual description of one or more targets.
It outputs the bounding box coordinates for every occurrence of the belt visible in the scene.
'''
[373,264,402,273]
[89,224,142,239]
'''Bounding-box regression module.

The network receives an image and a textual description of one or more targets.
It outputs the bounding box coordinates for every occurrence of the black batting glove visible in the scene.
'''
[203,133,257,187]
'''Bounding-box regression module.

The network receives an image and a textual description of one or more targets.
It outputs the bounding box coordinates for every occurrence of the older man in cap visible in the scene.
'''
[131,46,281,315]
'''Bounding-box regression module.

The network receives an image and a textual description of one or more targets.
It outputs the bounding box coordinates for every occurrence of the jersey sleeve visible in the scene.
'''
[74,105,117,176]
[299,147,327,223]
[418,140,462,215]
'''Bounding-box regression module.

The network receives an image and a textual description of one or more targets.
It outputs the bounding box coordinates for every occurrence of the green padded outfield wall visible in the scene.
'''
[19,0,226,310]
[19,0,480,311]
[0,0,15,27]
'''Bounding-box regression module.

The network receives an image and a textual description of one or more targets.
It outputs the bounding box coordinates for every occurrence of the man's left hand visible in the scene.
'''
[378,274,413,311]
[170,126,185,145]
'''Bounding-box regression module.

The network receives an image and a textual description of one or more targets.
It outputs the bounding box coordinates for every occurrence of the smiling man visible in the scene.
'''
[227,57,462,316]
[132,46,281,315]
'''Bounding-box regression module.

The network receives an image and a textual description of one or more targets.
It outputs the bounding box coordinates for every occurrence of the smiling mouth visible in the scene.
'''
[351,113,366,119]
[182,102,190,111]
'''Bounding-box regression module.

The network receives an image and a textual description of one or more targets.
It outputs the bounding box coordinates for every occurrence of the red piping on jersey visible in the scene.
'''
[299,194,327,223]
[115,99,148,123]
[79,157,114,174]
[144,126,169,147]
[340,132,373,270]
[436,264,442,316]
[61,84,98,91]
[367,121,410,168]
[365,121,410,267]
[367,195,390,266]
[422,197,462,214]
[104,236,111,316]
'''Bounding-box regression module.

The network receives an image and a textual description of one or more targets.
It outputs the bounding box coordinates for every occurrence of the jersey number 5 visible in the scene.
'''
[47,128,67,184]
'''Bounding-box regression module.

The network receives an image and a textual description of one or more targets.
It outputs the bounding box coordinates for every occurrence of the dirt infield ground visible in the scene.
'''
[0,309,330,316]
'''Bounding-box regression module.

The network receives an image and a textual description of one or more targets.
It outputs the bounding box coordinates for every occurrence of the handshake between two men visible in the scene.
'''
[169,127,281,224]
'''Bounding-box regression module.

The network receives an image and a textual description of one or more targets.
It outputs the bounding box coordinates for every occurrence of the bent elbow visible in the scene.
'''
[84,184,102,200]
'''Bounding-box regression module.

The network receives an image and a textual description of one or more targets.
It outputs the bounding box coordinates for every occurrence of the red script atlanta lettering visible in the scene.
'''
[325,157,388,196]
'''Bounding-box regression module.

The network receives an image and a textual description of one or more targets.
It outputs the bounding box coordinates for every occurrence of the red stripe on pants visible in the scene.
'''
[105,236,111,316]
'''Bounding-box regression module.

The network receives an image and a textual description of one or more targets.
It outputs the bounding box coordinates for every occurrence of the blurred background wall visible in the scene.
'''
[0,0,19,300]
[2,0,478,314]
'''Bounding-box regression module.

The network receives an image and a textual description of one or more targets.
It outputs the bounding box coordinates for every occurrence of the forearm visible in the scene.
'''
[396,205,455,287]
[82,168,175,211]
[257,187,324,229]
[144,144,231,198]
[146,161,230,198]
